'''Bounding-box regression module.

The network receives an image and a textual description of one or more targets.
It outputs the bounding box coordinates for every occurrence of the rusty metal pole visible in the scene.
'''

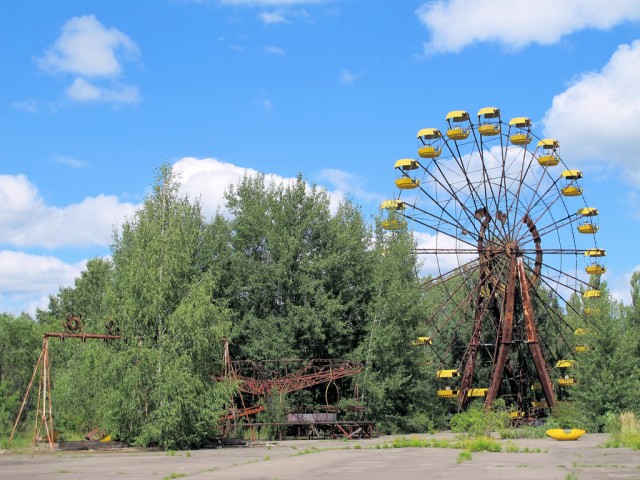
[517,257,556,409]
[485,255,517,406]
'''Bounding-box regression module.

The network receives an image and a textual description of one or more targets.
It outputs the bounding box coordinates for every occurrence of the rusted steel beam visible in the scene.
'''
[517,258,556,409]
[485,255,517,407]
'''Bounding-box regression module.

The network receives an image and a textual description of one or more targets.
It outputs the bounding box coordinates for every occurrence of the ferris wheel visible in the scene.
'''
[382,107,605,414]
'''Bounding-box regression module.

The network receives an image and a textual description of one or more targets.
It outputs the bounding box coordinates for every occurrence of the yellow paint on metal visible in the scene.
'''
[538,138,559,149]
[418,146,442,159]
[412,336,432,346]
[509,117,531,127]
[445,110,470,122]
[583,289,601,299]
[577,223,598,234]
[478,124,500,136]
[562,186,583,197]
[537,155,559,166]
[477,107,500,118]
[394,158,419,170]
[381,219,407,231]
[562,169,583,179]
[436,369,460,378]
[577,207,598,216]
[380,199,406,210]
[446,127,470,140]
[510,133,531,145]
[467,388,488,397]
[584,249,606,257]
[546,428,585,441]
[417,128,442,139]
[556,360,575,368]
[395,177,420,189]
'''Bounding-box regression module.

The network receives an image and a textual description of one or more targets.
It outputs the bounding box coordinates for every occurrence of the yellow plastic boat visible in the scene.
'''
[546,428,586,441]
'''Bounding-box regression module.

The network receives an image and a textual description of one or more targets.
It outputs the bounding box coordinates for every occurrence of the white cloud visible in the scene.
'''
[608,265,638,305]
[172,157,345,217]
[37,15,141,105]
[317,168,384,207]
[56,155,89,168]
[339,69,361,85]
[264,45,286,56]
[37,14,140,77]
[0,174,138,248]
[260,11,287,24]
[416,0,640,53]
[0,250,86,315]
[542,40,640,184]
[66,77,141,104]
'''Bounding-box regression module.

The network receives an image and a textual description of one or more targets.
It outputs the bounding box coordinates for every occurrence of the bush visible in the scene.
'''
[450,400,510,437]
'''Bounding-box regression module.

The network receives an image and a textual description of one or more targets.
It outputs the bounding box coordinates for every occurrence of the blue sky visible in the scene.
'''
[2,0,640,314]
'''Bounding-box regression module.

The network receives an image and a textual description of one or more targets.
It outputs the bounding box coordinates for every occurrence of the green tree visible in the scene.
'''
[0,313,42,440]
[571,283,640,431]
[358,223,441,433]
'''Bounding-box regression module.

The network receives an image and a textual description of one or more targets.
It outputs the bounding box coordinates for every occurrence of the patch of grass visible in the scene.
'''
[166,450,176,457]
[294,446,322,456]
[354,444,361,450]
[456,451,472,464]
[499,426,548,439]
[461,436,502,452]
[162,474,186,480]
[185,451,191,457]
[264,455,270,461]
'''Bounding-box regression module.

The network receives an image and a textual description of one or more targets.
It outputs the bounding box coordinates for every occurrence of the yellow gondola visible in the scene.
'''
[583,289,601,299]
[584,248,606,276]
[537,139,560,166]
[561,169,583,196]
[574,328,587,335]
[556,360,575,368]
[468,388,488,397]
[380,199,406,210]
[558,378,576,386]
[531,401,547,409]
[577,207,599,234]
[381,219,407,231]
[437,389,458,398]
[395,159,420,189]
[575,346,588,352]
[445,110,471,140]
[508,117,532,145]
[436,369,460,378]
[477,107,501,136]
[510,411,525,419]
[417,128,443,159]
[412,336,432,346]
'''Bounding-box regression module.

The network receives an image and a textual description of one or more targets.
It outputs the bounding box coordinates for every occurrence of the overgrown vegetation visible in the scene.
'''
[2,165,640,448]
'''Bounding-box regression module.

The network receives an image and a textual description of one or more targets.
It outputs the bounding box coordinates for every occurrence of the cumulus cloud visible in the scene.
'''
[172,157,346,217]
[316,168,384,208]
[416,0,640,53]
[0,174,138,248]
[37,15,141,105]
[542,40,640,184]
[609,265,638,305]
[37,14,139,77]
[0,250,86,315]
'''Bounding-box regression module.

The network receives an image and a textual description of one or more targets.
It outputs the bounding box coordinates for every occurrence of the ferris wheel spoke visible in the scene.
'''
[418,162,492,240]
[401,205,482,249]
[504,145,539,240]
[513,175,565,242]
[522,253,597,290]
[519,214,580,246]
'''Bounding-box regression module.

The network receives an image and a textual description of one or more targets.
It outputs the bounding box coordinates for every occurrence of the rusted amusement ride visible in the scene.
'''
[8,315,121,448]
[382,108,604,417]
[218,339,373,439]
